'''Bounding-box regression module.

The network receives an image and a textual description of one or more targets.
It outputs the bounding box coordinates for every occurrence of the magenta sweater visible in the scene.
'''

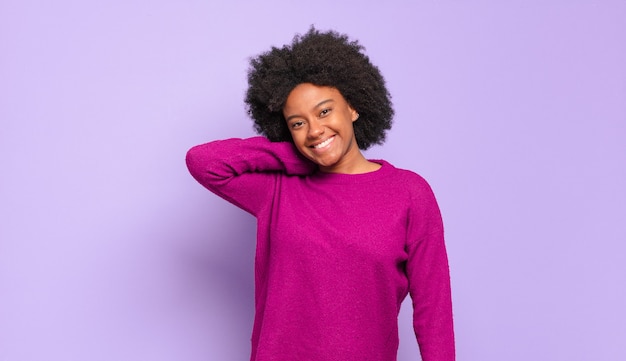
[186,137,455,361]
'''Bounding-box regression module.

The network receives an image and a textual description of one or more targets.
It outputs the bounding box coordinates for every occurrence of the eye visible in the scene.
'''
[319,108,332,117]
[290,120,304,129]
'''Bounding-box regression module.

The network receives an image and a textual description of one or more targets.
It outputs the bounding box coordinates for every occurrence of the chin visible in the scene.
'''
[314,158,340,168]
[301,149,340,168]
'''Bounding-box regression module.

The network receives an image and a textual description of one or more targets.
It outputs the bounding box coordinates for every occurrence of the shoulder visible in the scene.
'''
[374,160,441,216]
[378,160,434,192]
[379,162,444,231]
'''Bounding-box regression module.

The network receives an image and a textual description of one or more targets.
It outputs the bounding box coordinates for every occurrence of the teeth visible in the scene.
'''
[313,136,334,149]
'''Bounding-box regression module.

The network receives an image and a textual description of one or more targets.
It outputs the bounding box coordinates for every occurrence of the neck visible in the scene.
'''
[319,153,381,174]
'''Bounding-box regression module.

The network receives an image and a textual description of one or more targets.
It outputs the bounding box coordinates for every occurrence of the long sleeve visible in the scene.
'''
[185,136,315,216]
[405,179,455,361]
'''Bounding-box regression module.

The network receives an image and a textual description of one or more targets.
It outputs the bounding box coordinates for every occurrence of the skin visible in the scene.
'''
[282,83,381,174]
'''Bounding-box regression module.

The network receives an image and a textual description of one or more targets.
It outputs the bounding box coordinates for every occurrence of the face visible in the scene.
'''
[283,83,362,173]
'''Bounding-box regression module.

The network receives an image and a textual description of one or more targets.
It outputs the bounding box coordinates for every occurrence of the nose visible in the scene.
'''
[307,119,324,139]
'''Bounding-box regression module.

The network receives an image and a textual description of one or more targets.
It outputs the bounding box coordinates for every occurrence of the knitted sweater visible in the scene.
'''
[186,136,455,361]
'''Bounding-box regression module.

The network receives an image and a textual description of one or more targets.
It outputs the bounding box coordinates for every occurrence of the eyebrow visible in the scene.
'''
[285,99,334,122]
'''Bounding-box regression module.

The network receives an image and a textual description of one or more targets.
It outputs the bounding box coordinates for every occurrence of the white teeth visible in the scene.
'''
[313,136,334,149]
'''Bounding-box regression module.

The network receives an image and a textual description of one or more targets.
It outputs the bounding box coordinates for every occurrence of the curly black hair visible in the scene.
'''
[244,27,394,150]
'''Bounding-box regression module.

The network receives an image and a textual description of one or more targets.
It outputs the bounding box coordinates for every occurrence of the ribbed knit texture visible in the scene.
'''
[186,136,455,361]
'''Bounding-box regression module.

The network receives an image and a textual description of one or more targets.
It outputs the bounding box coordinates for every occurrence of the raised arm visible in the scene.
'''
[405,178,455,361]
[186,136,315,215]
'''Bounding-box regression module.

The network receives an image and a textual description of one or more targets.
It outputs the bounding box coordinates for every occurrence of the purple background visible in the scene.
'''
[1,1,625,360]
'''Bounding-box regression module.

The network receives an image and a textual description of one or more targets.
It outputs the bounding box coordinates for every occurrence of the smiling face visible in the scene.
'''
[283,83,375,174]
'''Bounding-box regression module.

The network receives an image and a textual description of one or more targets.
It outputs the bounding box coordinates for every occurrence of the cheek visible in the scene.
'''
[290,133,313,157]
[289,131,305,147]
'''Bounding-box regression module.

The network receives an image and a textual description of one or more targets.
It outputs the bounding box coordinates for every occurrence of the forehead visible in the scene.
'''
[283,83,345,111]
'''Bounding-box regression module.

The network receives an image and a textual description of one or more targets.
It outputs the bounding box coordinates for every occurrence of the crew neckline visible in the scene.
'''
[310,160,393,184]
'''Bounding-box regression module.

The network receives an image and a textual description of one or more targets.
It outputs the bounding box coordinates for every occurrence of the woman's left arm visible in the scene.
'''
[405,177,455,361]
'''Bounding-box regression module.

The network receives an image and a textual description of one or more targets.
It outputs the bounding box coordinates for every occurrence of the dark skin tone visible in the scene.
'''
[283,83,381,174]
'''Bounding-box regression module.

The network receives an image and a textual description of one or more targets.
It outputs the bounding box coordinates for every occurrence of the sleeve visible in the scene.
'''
[185,136,316,216]
[405,177,455,361]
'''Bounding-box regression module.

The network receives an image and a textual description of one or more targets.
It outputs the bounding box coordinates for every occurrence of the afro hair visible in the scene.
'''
[244,27,394,150]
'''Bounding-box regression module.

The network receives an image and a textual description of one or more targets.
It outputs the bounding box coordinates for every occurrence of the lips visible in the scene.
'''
[310,135,335,149]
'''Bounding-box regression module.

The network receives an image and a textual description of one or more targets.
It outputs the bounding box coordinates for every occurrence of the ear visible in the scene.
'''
[350,107,359,122]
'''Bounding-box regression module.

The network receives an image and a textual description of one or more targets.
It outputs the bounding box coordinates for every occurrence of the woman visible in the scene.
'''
[186,27,455,361]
